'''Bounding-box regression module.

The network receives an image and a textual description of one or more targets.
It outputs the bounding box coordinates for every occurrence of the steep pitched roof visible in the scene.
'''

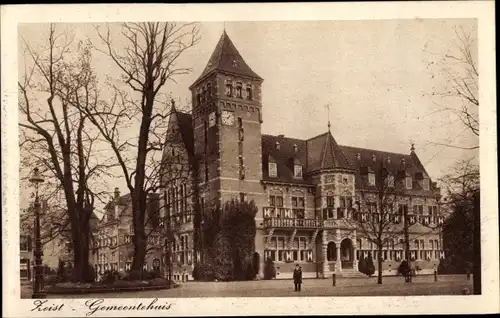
[175,110,194,157]
[191,31,262,87]
[306,132,354,173]
[261,134,310,185]
[339,145,438,195]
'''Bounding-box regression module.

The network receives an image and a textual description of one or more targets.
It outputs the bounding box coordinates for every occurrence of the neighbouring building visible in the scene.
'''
[20,201,100,279]
[93,188,164,276]
[160,30,445,280]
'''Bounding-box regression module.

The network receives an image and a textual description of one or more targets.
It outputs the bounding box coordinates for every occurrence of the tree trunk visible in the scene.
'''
[131,193,148,274]
[377,247,383,284]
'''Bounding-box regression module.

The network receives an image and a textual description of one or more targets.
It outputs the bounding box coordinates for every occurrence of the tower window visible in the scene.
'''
[294,165,303,178]
[268,162,277,177]
[225,83,233,97]
[236,82,243,98]
[246,85,253,100]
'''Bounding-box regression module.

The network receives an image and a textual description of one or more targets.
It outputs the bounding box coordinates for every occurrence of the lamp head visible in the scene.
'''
[29,167,44,185]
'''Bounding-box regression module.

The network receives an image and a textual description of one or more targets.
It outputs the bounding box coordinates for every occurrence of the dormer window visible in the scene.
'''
[294,165,303,178]
[423,178,430,190]
[225,83,233,97]
[406,176,413,189]
[275,141,280,150]
[269,162,277,177]
[293,144,298,153]
[246,85,253,100]
[236,82,243,98]
[368,173,376,186]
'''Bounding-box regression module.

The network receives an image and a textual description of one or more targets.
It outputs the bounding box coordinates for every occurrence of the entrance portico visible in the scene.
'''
[322,229,358,277]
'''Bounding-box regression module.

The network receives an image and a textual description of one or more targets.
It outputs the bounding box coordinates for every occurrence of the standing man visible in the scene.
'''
[293,264,303,291]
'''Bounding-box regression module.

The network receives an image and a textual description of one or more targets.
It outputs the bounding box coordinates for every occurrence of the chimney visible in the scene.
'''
[114,187,120,200]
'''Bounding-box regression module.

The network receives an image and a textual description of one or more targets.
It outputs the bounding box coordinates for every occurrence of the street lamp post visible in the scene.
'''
[29,167,45,299]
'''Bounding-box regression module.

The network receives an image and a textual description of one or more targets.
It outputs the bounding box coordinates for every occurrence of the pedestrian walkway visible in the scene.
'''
[29,274,473,299]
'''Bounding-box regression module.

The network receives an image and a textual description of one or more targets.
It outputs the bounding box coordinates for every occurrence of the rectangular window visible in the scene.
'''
[246,85,253,100]
[368,173,376,186]
[423,178,430,190]
[406,177,413,189]
[327,196,335,207]
[268,162,277,177]
[299,237,306,249]
[387,175,395,187]
[294,165,303,178]
[277,237,284,249]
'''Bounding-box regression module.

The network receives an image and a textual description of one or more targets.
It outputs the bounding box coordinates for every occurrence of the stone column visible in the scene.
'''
[353,247,358,271]
[322,231,328,278]
[336,245,342,272]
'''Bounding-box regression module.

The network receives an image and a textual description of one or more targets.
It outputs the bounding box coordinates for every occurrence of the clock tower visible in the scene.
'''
[189,30,265,218]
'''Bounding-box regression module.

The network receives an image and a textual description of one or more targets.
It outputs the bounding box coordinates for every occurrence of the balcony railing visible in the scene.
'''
[263,217,323,229]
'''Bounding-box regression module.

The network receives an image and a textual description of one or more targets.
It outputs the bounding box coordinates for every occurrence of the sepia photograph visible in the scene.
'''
[2,2,498,317]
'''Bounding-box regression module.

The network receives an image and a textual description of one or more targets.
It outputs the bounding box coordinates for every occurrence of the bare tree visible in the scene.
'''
[425,25,478,149]
[342,161,403,284]
[18,24,115,281]
[84,22,200,273]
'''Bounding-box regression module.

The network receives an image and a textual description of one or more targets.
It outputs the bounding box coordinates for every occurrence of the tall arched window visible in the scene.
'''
[246,84,253,100]
[327,242,337,261]
[236,82,243,98]
[225,83,233,97]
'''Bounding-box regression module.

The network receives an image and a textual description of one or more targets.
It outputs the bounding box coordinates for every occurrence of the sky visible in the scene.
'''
[18,19,479,212]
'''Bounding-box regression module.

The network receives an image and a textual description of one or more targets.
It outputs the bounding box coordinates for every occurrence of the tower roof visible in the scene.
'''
[191,31,262,88]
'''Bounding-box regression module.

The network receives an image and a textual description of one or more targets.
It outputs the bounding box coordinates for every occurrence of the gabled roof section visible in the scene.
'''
[339,145,438,194]
[191,31,262,87]
[164,108,194,158]
[306,132,354,173]
[175,110,194,157]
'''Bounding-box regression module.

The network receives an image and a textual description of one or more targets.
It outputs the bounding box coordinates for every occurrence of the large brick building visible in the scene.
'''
[161,31,445,280]
[93,189,164,276]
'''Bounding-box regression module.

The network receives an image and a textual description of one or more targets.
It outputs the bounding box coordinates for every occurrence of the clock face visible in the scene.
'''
[208,112,216,128]
[221,110,234,125]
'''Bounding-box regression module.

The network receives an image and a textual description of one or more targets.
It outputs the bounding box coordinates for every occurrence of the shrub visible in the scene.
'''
[398,260,409,276]
[57,259,66,279]
[192,263,201,281]
[102,270,120,284]
[199,263,215,281]
[358,254,366,274]
[263,256,276,280]
[245,262,255,281]
[144,270,162,280]
[365,254,375,277]
[252,252,260,277]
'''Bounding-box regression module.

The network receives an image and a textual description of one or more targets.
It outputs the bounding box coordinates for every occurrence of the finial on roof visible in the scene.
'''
[410,143,415,152]
[325,103,331,132]
[171,98,176,111]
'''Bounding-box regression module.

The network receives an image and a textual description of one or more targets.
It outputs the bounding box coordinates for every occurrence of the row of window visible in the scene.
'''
[357,238,441,251]
[173,234,190,252]
[268,162,302,179]
[366,173,430,190]
[268,236,308,250]
[225,82,253,100]
[165,184,191,224]
[96,260,161,274]
[264,249,314,263]
[357,250,444,261]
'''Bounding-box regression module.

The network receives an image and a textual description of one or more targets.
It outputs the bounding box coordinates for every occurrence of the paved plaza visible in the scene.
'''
[22,275,473,299]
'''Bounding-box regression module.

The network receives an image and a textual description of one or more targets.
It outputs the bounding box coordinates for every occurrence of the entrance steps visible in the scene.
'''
[338,269,366,278]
